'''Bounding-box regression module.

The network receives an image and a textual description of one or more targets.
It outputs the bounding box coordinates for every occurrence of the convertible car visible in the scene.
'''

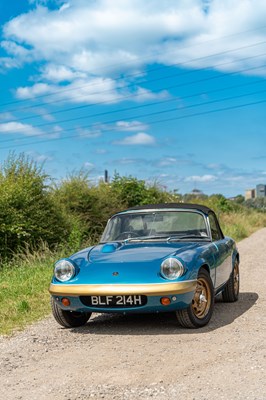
[49,203,240,329]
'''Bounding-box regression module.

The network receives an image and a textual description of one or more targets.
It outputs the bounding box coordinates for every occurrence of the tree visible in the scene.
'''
[54,171,125,245]
[111,173,171,207]
[233,195,245,204]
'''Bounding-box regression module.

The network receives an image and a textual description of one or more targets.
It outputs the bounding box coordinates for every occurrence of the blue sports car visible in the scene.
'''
[49,203,240,329]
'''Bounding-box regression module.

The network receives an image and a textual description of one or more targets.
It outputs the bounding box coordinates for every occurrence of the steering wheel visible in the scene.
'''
[115,231,139,240]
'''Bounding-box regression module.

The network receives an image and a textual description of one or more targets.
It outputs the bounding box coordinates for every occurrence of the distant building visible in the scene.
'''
[245,184,266,200]
[245,189,256,200]
[256,184,266,198]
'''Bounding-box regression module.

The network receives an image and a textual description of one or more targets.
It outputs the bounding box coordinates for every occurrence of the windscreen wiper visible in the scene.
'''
[125,235,170,243]
[167,234,210,241]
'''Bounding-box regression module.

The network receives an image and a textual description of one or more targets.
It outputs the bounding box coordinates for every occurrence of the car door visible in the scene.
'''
[208,212,232,289]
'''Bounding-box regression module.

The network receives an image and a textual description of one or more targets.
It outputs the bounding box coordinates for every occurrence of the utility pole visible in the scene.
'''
[104,170,109,183]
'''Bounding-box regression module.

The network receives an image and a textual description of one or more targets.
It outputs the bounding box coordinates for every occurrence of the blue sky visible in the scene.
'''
[0,0,266,196]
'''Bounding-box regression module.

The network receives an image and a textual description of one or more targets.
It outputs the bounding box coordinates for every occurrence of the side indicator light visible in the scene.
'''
[160,297,171,306]
[62,298,70,307]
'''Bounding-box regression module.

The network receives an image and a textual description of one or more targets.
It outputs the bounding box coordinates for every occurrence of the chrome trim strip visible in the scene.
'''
[49,280,197,296]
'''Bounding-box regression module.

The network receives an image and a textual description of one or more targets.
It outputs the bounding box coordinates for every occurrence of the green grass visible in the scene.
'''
[0,247,58,335]
[220,210,266,241]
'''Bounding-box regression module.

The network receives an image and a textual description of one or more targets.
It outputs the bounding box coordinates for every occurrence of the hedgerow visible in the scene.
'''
[1,153,265,262]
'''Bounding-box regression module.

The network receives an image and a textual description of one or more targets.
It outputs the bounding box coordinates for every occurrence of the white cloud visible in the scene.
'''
[157,157,178,167]
[114,157,143,165]
[31,107,55,121]
[16,83,53,99]
[0,56,20,70]
[95,148,107,154]
[114,132,156,146]
[26,150,53,162]
[78,127,102,138]
[0,121,61,138]
[0,112,14,121]
[83,161,95,169]
[115,120,149,132]
[206,163,221,170]
[132,87,169,102]
[1,40,32,60]
[15,77,163,104]
[40,64,87,83]
[0,121,44,136]
[185,174,217,183]
[93,120,151,134]
[52,125,62,137]
[2,0,266,103]
[2,1,204,72]
[15,78,119,103]
[3,1,266,76]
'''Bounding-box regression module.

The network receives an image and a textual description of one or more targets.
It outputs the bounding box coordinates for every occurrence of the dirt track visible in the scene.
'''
[1,229,266,400]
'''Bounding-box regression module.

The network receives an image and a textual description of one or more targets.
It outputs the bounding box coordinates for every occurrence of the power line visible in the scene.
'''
[3,98,266,150]
[1,95,265,150]
[1,85,266,144]
[2,52,266,124]
[1,62,265,137]
[1,39,266,111]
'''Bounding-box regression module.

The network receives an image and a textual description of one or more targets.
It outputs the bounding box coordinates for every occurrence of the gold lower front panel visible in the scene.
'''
[49,280,197,297]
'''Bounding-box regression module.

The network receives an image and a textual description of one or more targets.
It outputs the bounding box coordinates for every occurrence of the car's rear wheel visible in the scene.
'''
[222,259,240,302]
[51,297,91,328]
[176,269,214,328]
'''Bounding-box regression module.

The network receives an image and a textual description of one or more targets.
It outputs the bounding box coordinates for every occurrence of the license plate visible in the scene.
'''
[81,295,147,308]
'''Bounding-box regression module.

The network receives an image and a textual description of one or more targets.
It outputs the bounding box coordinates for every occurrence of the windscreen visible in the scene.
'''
[101,211,208,242]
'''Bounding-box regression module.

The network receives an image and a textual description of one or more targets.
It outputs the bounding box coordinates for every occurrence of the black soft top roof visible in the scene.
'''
[120,203,214,215]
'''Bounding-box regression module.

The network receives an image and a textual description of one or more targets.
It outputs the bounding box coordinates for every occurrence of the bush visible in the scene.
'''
[54,172,175,245]
[54,171,125,244]
[1,153,266,260]
[111,173,172,207]
[0,153,70,260]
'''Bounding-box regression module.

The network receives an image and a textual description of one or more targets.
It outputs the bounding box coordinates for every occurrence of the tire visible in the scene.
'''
[176,269,214,328]
[51,297,91,328]
[222,259,240,302]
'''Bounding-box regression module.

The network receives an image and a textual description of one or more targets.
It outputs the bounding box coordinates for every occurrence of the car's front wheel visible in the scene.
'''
[51,298,91,328]
[176,269,214,328]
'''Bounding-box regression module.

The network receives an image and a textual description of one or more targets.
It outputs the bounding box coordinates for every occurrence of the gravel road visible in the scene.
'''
[1,229,266,400]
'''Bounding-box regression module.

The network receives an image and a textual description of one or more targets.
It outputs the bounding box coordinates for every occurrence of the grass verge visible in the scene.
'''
[0,247,59,336]
[220,210,266,240]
